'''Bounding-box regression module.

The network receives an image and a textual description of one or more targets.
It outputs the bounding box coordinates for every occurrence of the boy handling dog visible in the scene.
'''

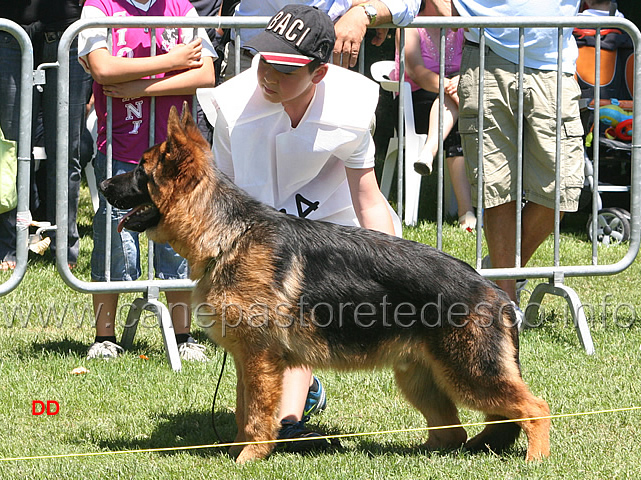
[197,4,403,447]
[99,103,551,463]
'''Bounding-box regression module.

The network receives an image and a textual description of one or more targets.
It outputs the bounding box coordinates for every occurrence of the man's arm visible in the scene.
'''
[333,0,421,68]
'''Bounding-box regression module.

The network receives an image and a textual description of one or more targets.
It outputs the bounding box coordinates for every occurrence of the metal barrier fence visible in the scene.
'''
[0,20,34,297]
[2,15,639,367]
[393,15,641,356]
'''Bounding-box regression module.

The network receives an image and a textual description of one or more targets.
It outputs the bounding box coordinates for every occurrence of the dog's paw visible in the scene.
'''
[228,444,244,460]
[234,444,273,464]
[421,427,467,452]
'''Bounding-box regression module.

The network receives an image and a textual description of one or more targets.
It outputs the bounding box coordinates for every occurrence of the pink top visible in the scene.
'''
[84,0,196,163]
[392,28,464,92]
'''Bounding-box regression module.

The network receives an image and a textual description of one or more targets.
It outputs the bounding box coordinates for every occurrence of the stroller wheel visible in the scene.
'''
[609,207,631,222]
[586,208,631,245]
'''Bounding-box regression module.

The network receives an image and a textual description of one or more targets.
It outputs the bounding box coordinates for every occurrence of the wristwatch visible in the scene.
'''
[361,4,377,27]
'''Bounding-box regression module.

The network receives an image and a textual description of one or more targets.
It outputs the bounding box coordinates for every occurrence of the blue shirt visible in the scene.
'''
[452,0,581,73]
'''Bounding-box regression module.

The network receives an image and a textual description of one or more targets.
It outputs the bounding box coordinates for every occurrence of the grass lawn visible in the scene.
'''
[0,185,639,479]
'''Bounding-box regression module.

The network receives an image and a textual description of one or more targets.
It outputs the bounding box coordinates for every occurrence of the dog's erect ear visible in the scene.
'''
[178,101,211,149]
[167,105,187,144]
[179,101,197,130]
[167,103,209,155]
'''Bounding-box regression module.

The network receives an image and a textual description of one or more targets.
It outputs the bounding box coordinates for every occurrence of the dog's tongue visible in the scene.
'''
[117,206,143,233]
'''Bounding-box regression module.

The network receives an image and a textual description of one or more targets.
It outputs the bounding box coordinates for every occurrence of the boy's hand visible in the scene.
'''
[165,38,204,71]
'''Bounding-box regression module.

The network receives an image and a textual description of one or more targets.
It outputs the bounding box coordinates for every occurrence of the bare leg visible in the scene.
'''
[484,201,559,301]
[446,155,475,229]
[93,292,119,337]
[279,366,314,423]
[415,95,458,175]
[166,290,191,335]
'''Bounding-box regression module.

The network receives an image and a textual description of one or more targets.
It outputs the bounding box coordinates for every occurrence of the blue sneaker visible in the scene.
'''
[277,420,330,452]
[302,376,327,422]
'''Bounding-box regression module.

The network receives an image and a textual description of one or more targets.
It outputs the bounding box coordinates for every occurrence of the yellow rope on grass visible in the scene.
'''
[1,405,639,462]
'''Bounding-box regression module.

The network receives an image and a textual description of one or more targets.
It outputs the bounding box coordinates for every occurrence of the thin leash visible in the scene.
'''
[211,350,228,443]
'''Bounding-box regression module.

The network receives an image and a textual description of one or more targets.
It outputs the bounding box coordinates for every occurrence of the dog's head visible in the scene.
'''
[99,103,212,240]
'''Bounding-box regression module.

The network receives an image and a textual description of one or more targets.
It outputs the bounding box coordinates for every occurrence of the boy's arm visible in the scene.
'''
[346,167,395,235]
[101,55,215,98]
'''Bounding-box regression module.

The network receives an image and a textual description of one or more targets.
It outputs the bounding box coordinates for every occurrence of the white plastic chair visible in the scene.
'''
[370,60,425,226]
[85,106,100,213]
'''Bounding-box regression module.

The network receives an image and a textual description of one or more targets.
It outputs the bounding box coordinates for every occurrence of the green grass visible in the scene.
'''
[0,185,640,479]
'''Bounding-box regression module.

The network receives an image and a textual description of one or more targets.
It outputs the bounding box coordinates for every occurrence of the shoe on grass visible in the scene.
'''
[303,376,327,422]
[177,336,208,362]
[277,420,331,452]
[87,340,124,360]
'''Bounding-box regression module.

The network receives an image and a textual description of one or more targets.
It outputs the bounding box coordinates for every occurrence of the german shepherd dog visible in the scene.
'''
[99,106,550,464]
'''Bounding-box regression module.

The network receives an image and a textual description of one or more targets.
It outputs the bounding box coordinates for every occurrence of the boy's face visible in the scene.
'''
[256,57,327,106]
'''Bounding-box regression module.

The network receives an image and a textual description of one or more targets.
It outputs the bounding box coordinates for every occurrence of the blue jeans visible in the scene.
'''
[33,31,93,265]
[90,151,188,282]
[0,29,92,264]
[0,30,23,263]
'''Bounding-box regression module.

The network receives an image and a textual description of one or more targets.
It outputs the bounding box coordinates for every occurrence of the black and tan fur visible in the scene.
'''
[100,106,550,464]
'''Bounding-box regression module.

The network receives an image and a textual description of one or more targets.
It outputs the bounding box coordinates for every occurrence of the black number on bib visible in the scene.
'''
[295,194,319,218]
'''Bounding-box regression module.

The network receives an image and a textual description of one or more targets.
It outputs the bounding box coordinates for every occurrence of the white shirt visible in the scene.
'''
[197,60,401,233]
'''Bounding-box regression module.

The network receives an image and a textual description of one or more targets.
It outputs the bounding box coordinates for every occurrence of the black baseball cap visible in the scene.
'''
[245,5,335,73]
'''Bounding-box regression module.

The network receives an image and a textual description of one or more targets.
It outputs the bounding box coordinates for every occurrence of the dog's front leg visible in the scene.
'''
[234,350,284,464]
[228,356,247,459]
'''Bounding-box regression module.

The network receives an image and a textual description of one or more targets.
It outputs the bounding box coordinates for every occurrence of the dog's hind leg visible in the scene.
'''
[393,361,467,451]
[465,380,550,461]
[233,350,284,464]
[464,414,521,455]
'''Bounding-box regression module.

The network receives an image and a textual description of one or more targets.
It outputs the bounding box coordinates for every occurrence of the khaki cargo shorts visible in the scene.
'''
[458,43,585,212]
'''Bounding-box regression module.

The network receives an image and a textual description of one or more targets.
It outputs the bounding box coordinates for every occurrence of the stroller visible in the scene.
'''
[574,18,635,245]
